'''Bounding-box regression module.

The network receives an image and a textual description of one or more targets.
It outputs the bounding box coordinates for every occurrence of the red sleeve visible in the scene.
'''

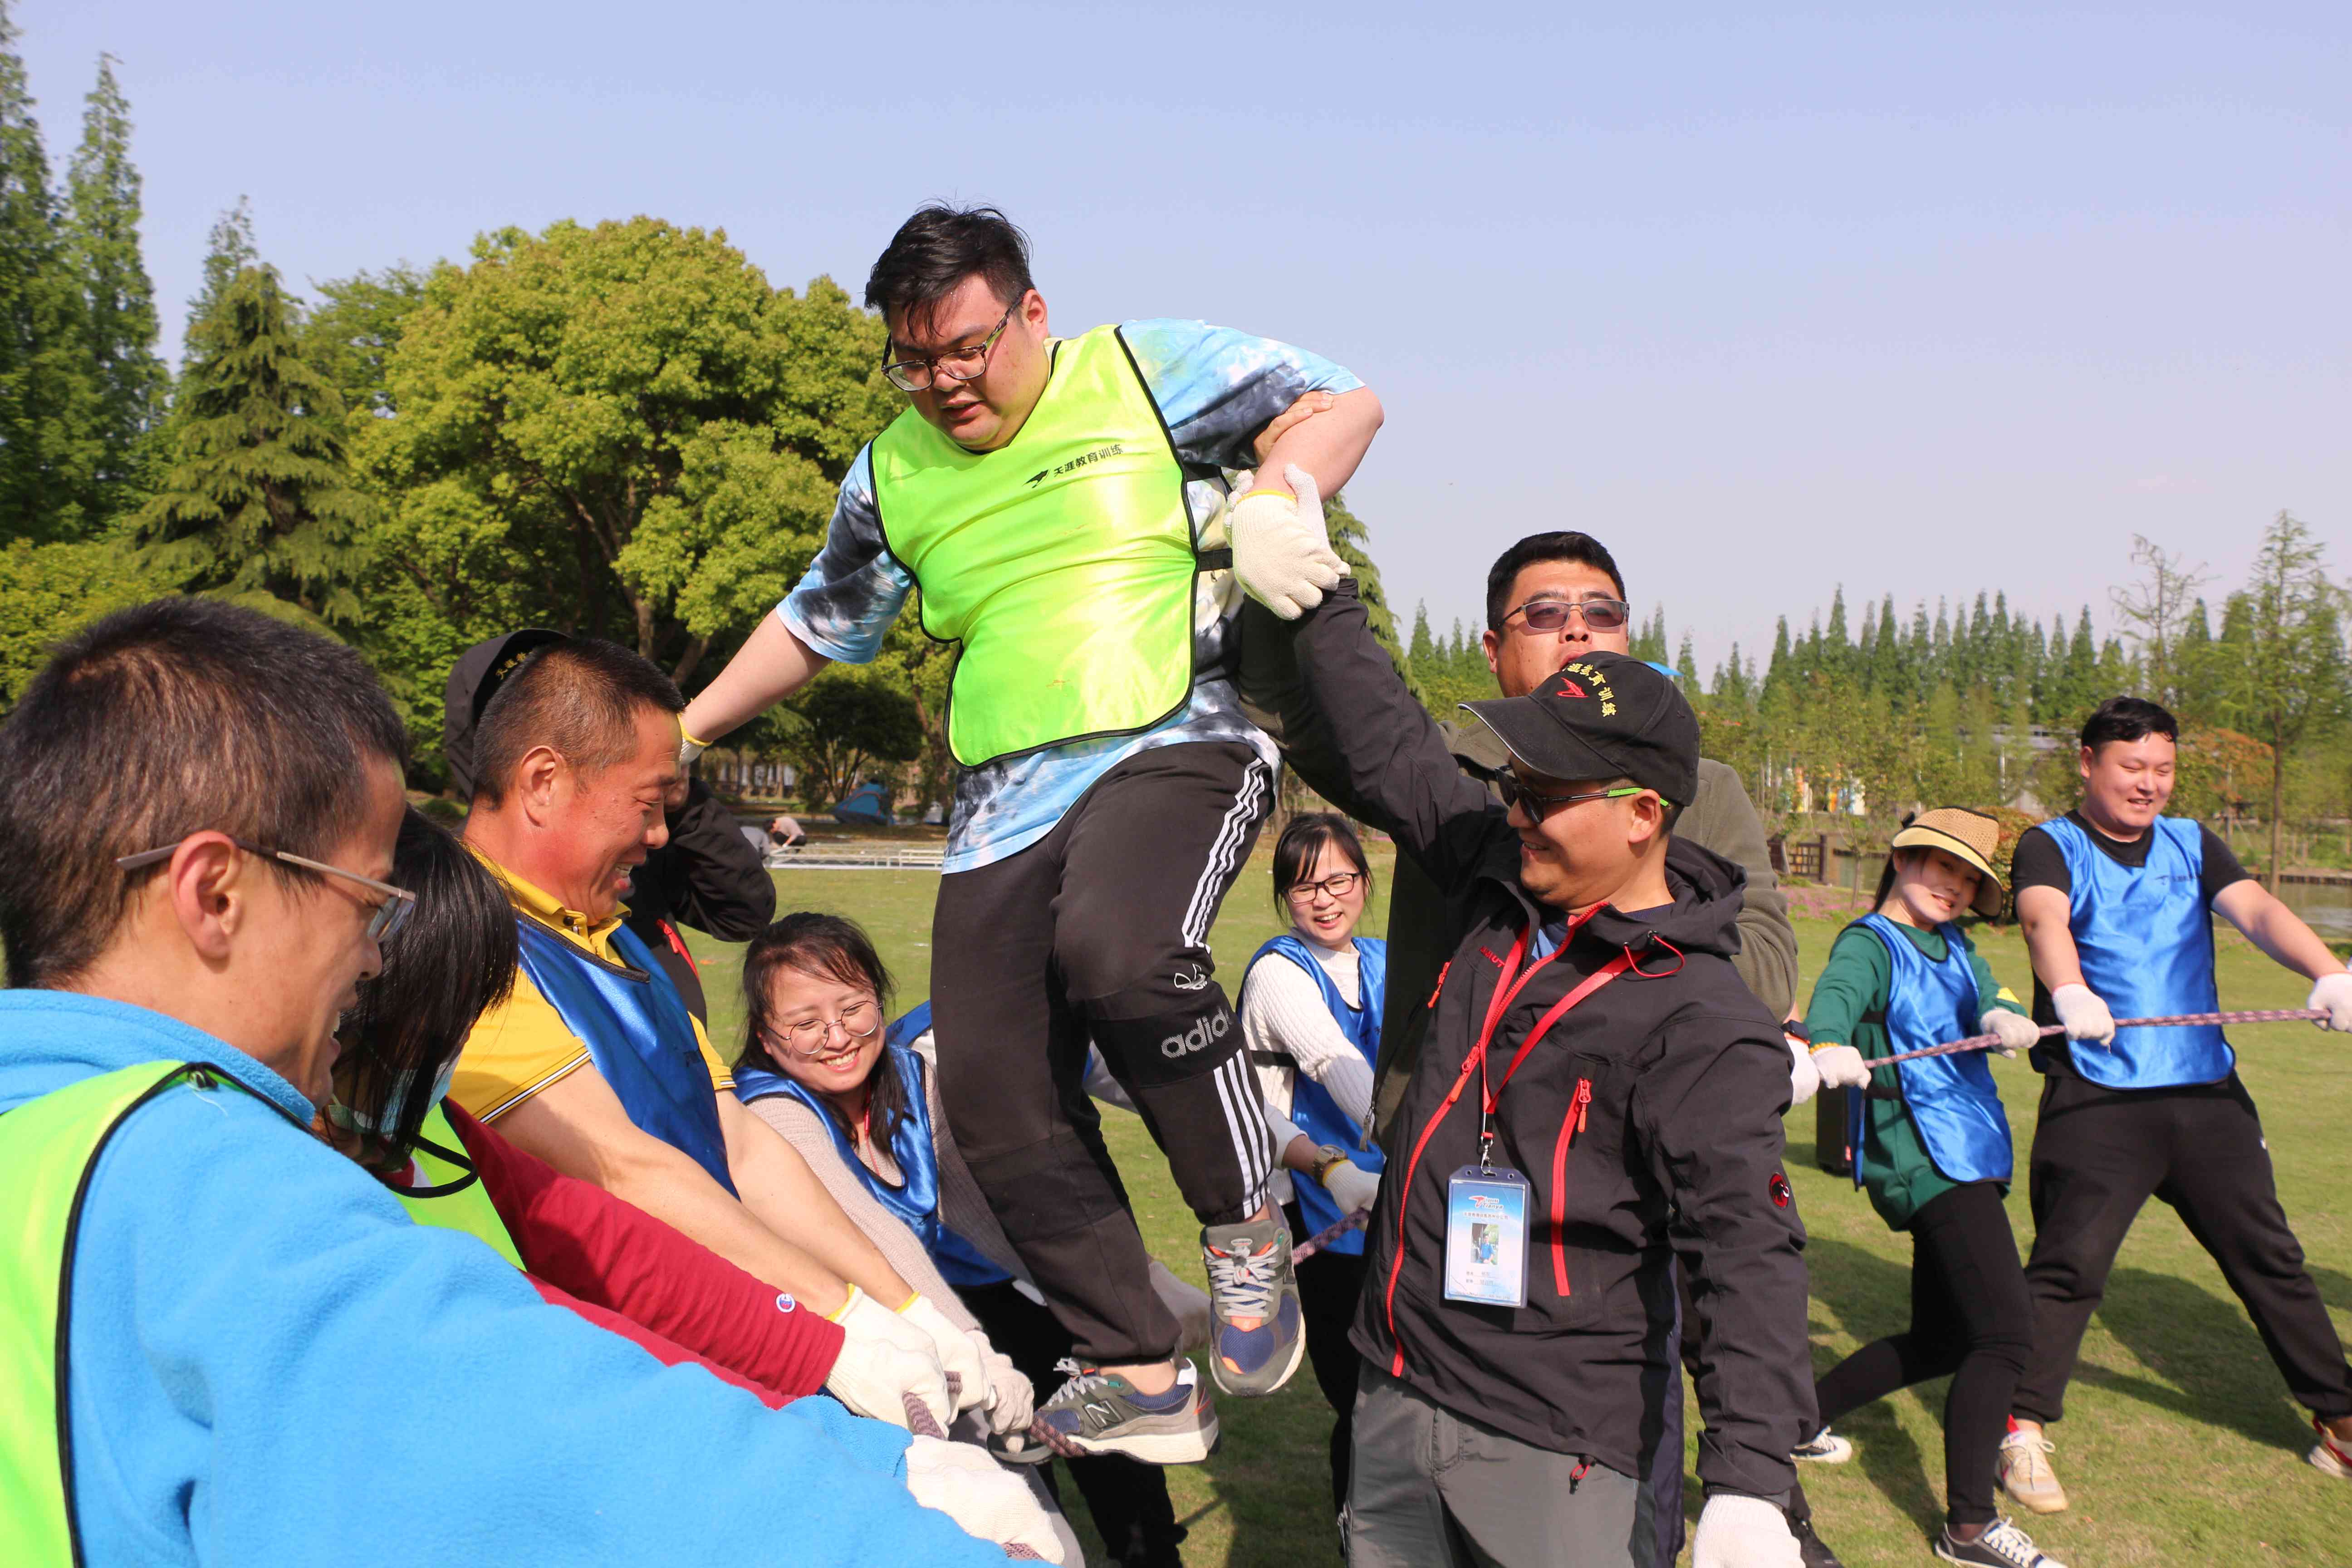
[445,1102,845,1400]
[526,1276,792,1409]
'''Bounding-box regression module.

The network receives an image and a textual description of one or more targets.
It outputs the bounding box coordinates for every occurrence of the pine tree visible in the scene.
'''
[184,197,259,363]
[1408,600,1436,664]
[0,1,100,542]
[62,53,164,528]
[135,266,371,618]
[1675,631,1699,686]
[1323,491,1421,701]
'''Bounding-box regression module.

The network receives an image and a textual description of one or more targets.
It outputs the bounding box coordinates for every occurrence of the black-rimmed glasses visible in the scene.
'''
[1285,871,1365,904]
[1504,596,1632,634]
[881,302,1018,392]
[116,837,416,941]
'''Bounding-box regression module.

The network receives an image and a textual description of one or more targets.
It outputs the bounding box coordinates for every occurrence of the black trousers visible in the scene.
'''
[2015,1071,2352,1424]
[962,1280,1181,1559]
[932,740,1277,1363]
[1285,1199,1368,1519]
[1814,1181,2034,1527]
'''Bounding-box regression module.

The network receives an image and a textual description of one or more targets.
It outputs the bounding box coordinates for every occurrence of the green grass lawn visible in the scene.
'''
[686,850,2352,1566]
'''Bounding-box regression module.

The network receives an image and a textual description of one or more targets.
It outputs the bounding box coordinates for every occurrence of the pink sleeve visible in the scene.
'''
[447,1103,845,1400]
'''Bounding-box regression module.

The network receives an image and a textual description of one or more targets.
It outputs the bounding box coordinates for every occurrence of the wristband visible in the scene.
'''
[895,1290,923,1314]
[1808,1039,1843,1054]
[677,729,709,769]
[1233,487,1292,505]
[825,1284,864,1323]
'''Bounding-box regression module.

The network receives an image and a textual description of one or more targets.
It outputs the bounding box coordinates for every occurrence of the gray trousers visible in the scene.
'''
[1347,1365,1656,1568]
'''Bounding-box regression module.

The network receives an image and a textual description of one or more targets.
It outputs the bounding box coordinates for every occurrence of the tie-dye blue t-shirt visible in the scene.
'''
[781,319,1361,872]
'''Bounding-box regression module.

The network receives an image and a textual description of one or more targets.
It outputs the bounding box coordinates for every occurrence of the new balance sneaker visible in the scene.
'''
[1934,1518,2068,1568]
[1793,1425,1855,1463]
[2309,1415,2352,1480]
[1032,1359,1218,1466]
[1996,1430,2068,1514]
[1200,1214,1304,1396]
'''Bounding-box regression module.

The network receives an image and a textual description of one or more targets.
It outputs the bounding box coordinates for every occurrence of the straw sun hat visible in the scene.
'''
[1889,808,2006,919]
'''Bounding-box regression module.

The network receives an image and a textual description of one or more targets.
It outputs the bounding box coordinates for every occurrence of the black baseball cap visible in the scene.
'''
[441,629,567,799]
[1460,651,1699,807]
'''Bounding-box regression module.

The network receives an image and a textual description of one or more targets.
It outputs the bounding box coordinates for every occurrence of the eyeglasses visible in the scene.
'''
[1495,779,1651,819]
[764,998,882,1058]
[1285,871,1365,904]
[116,836,416,942]
[1504,596,1631,634]
[881,302,1018,392]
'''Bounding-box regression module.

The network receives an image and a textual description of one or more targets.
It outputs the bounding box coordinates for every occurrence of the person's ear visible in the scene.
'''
[1626,791,1667,848]
[2078,744,2094,783]
[516,745,567,826]
[1019,287,1049,339]
[161,833,247,964]
[1481,627,1503,679]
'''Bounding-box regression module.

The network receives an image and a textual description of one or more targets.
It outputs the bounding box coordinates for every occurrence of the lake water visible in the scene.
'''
[2288,880,2352,936]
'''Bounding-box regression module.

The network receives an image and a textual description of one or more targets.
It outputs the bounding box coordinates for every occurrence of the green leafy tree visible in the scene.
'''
[0,3,99,543]
[61,53,164,527]
[301,264,426,428]
[2213,512,2350,886]
[0,536,168,706]
[135,266,372,619]
[783,663,924,810]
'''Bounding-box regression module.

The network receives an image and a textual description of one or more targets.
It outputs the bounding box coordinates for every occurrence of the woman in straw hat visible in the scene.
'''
[1792,809,2064,1568]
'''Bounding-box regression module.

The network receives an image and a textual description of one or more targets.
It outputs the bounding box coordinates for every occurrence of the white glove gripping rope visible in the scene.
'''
[2308,971,2352,1033]
[902,1294,991,1416]
[826,1285,953,1431]
[1808,1043,1872,1091]
[1980,1009,2041,1058]
[2050,984,2117,1046]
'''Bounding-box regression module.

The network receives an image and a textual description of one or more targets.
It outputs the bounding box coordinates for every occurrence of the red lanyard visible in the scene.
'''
[1463,907,1630,1165]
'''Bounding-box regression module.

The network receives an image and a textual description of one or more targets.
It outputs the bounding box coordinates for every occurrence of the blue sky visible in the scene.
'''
[19,2,2347,673]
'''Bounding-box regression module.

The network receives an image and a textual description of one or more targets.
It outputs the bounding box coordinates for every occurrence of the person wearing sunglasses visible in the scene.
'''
[677,202,1383,1461]
[0,599,1021,1568]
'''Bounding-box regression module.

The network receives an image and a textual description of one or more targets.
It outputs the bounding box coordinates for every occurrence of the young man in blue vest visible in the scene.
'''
[453,636,1014,1436]
[678,204,1383,1458]
[0,599,1039,1567]
[1999,696,2352,1513]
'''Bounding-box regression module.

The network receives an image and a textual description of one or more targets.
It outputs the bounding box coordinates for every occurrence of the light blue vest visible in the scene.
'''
[2039,815,2233,1089]
[1847,914,2013,1187]
[513,917,737,1194]
[735,1006,1010,1290]
[1247,934,1387,1257]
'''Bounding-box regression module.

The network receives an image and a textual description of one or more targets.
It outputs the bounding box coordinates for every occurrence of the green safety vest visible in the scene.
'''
[871,324,1202,767]
[0,1066,520,1565]
[396,1102,524,1269]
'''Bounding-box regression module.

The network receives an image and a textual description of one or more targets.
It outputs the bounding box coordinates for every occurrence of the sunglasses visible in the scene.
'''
[117,836,416,942]
[1494,779,1650,818]
[1504,596,1631,634]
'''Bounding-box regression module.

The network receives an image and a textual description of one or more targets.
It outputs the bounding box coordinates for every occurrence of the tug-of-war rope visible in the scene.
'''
[1863,1008,2329,1069]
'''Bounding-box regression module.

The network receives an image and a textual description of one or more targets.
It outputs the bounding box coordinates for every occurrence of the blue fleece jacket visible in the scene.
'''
[0,990,1006,1567]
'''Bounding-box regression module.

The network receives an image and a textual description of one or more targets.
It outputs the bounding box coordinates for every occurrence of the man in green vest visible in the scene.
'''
[683,203,1382,1460]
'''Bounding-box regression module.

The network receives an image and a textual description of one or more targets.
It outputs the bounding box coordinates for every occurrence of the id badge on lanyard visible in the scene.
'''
[1436,912,1630,1312]
[1445,1163,1532,1306]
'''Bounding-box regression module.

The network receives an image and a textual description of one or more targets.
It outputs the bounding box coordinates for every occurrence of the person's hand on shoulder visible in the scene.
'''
[1692,1494,1802,1567]
[2049,984,2116,1046]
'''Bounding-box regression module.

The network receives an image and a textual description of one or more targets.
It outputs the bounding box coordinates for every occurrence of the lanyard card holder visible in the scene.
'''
[1443,1164,1531,1308]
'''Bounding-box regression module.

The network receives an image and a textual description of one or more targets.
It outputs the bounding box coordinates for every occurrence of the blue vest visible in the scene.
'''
[1247,934,1387,1257]
[513,916,736,1194]
[1847,914,2013,1188]
[735,1017,1011,1290]
[2039,816,2232,1089]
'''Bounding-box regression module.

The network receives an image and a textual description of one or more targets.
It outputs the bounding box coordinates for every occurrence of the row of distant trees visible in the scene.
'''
[0,13,2342,842]
[1402,519,2350,877]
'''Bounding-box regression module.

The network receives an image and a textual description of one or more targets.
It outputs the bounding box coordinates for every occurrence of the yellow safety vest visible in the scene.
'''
[871,325,1201,767]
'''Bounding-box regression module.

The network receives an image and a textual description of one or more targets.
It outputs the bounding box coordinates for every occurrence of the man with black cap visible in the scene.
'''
[444,630,774,1021]
[1283,576,1813,1568]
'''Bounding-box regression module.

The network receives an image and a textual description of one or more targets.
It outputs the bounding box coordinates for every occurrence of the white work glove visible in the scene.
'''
[826,1285,953,1431]
[1227,463,1345,620]
[1323,1158,1382,1216]
[1981,1009,2042,1058]
[971,1330,1035,1436]
[1785,1034,1822,1107]
[902,1294,990,1416]
[902,1433,1069,1563]
[2308,971,2352,1033]
[1809,1044,1872,1091]
[1149,1259,1212,1356]
[2050,983,2117,1047]
[1692,1494,1803,1568]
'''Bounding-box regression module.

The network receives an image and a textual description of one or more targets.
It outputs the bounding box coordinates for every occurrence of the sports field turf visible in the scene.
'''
[689,848,2351,1565]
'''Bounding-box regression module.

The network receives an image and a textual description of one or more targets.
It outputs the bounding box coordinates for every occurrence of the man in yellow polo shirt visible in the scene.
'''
[453,634,1003,1432]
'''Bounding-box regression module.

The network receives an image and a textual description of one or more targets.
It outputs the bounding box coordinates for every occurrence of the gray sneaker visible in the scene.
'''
[1201,1214,1305,1396]
[1032,1359,1218,1466]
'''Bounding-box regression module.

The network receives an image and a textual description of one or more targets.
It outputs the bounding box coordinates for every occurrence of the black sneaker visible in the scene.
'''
[1935,1518,2068,1568]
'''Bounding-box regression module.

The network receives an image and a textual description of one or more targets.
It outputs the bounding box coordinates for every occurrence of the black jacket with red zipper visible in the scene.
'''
[1281,580,1814,1501]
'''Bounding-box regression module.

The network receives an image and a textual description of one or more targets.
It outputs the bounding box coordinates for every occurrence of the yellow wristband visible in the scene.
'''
[1808,1040,1843,1054]
[681,726,710,750]
[896,1291,922,1314]
[1233,487,1291,505]
[826,1284,864,1323]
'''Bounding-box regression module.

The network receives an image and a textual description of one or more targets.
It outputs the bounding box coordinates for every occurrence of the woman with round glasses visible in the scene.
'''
[1235,811,1388,1532]
[731,912,1186,1568]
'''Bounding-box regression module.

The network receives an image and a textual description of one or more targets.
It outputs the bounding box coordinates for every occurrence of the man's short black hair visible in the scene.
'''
[865,204,1035,342]
[0,597,409,988]
[2081,695,2179,751]
[472,637,683,806]
[1485,532,1627,631]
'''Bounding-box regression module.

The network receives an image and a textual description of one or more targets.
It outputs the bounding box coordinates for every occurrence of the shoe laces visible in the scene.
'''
[1044,1357,1117,1406]
[1971,1519,2045,1567]
[2002,1432,2057,1479]
[1204,1239,1276,1320]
